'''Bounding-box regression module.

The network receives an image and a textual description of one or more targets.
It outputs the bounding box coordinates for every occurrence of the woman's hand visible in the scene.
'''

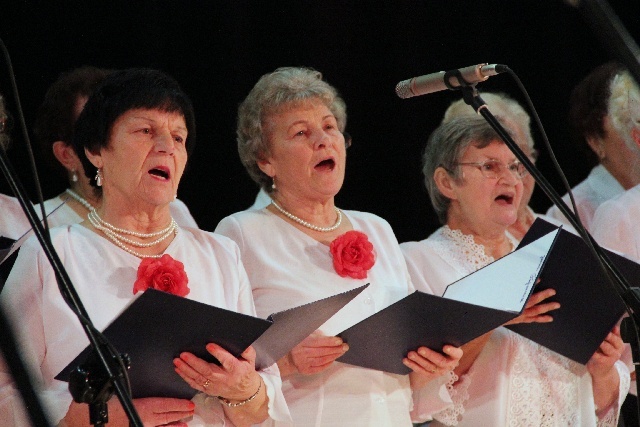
[587,325,624,416]
[277,330,349,378]
[61,397,195,426]
[173,344,261,401]
[173,344,269,426]
[406,345,462,389]
[504,288,560,325]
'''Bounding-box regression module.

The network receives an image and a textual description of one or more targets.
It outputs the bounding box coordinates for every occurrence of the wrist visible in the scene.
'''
[217,376,263,408]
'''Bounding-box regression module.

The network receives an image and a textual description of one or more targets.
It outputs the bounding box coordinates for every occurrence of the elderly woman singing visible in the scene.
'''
[401,116,629,426]
[0,69,289,426]
[215,67,462,426]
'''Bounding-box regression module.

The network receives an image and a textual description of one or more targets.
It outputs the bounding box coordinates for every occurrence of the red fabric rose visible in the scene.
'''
[329,230,376,279]
[133,254,190,297]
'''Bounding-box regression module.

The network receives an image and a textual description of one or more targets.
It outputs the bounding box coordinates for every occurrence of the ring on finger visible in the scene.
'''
[203,379,211,389]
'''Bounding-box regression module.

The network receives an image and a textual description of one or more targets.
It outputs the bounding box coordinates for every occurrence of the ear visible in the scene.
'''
[257,156,275,178]
[84,147,103,169]
[52,141,82,172]
[585,136,604,159]
[434,166,458,201]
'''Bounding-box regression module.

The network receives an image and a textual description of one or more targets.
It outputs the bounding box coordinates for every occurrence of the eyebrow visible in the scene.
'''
[130,116,187,132]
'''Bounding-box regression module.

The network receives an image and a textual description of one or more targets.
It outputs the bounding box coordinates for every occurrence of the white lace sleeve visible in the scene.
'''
[597,360,631,427]
[432,370,472,426]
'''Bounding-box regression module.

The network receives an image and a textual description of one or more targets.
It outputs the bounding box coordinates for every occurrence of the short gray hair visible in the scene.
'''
[423,116,515,224]
[236,67,347,192]
[443,92,534,155]
[608,70,640,156]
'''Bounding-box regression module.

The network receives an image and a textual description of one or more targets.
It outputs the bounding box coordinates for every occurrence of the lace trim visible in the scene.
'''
[433,370,470,426]
[596,361,631,427]
[597,407,617,427]
[439,226,495,273]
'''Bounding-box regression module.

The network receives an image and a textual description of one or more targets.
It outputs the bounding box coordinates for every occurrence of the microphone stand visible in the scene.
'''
[0,132,142,426]
[457,80,640,416]
[459,83,640,312]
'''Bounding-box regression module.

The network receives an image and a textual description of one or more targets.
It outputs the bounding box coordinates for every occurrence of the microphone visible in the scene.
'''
[395,63,508,99]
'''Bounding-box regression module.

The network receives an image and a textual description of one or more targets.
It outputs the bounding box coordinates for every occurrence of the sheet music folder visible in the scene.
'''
[337,228,559,375]
[507,218,633,364]
[56,284,367,399]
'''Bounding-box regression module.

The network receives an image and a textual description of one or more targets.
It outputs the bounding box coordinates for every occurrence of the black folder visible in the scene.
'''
[507,218,632,364]
[56,284,367,399]
[337,228,559,374]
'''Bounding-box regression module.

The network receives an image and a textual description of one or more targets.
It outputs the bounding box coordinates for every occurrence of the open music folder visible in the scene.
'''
[507,218,634,364]
[337,228,560,374]
[56,284,367,399]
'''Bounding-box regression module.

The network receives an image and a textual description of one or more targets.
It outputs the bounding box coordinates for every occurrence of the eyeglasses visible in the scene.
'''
[453,159,528,179]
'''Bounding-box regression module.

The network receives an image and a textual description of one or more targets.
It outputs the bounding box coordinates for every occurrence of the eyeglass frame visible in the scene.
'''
[448,158,529,180]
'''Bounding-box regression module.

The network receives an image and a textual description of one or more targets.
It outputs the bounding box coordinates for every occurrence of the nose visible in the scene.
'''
[498,164,519,184]
[155,130,175,155]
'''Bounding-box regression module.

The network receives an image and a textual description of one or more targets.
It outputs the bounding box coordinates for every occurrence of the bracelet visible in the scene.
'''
[217,378,263,408]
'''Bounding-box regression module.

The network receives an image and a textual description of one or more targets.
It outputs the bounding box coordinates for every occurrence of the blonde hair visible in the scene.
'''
[443,92,534,154]
[608,71,640,155]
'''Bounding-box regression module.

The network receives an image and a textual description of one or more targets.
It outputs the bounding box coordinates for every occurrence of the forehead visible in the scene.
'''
[115,108,186,126]
[462,139,515,158]
[265,99,333,124]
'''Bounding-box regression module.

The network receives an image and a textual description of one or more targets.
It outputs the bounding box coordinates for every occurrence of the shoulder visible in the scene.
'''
[215,209,271,235]
[169,198,198,228]
[178,226,241,257]
[345,210,394,235]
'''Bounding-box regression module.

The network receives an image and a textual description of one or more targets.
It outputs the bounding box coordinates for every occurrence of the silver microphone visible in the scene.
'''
[395,63,508,99]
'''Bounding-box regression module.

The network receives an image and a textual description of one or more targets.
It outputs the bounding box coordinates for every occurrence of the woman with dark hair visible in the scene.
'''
[0,66,197,242]
[0,68,289,426]
[546,62,639,230]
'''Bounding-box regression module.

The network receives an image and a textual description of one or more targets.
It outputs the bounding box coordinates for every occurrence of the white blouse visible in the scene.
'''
[401,226,629,427]
[0,225,290,426]
[216,209,451,426]
[546,165,624,232]
[592,184,640,263]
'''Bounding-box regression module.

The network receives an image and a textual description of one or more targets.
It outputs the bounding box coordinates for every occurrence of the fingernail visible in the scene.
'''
[342,344,349,352]
[418,348,427,357]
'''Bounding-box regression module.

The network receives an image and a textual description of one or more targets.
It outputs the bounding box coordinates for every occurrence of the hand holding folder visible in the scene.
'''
[507,218,635,364]
[337,228,560,374]
[56,284,368,399]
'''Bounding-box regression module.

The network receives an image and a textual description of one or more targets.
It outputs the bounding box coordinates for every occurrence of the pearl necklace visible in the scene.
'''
[65,188,94,211]
[271,200,342,232]
[88,209,178,259]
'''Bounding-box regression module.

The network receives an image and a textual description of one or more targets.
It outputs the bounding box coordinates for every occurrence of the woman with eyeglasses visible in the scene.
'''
[400,116,629,426]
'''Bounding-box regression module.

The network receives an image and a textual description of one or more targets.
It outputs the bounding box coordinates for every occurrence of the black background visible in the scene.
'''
[1,1,639,243]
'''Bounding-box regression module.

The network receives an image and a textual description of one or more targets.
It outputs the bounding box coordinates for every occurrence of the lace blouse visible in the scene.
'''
[401,226,629,427]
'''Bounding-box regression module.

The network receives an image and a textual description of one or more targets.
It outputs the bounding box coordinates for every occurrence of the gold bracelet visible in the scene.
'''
[217,378,263,408]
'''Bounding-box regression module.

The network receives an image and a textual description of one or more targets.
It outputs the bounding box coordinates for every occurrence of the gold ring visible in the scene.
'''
[203,379,211,389]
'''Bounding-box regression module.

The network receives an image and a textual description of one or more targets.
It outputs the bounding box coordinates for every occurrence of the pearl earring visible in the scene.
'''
[71,170,78,182]
[271,177,277,190]
[95,169,103,187]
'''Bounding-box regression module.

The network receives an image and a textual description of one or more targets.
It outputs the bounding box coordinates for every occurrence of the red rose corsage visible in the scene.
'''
[133,254,190,297]
[329,230,376,279]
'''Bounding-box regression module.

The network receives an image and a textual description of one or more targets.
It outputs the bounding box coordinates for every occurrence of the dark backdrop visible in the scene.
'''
[1,1,638,243]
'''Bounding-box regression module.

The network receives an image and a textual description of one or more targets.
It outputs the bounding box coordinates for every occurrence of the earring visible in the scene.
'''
[271,177,276,190]
[95,169,103,187]
[71,170,78,182]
